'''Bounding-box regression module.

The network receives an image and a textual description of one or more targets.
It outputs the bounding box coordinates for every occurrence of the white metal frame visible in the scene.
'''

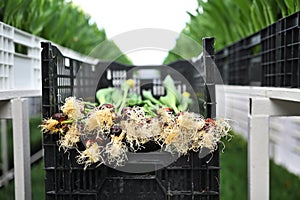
[216,85,300,200]
[0,90,41,200]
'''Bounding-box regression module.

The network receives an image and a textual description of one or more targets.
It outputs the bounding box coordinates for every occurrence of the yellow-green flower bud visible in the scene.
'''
[126,79,135,88]
[182,92,190,98]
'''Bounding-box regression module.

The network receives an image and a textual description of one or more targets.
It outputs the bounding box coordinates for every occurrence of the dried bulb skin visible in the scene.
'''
[51,113,68,122]
[99,103,115,111]
[110,125,122,137]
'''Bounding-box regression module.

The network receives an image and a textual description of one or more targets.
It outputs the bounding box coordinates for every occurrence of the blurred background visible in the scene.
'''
[0,0,300,199]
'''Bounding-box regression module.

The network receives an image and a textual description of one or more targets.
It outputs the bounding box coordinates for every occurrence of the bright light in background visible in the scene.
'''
[72,0,198,65]
[127,49,168,65]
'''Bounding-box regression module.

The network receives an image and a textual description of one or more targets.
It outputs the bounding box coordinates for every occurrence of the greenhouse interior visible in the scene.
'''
[0,1,300,200]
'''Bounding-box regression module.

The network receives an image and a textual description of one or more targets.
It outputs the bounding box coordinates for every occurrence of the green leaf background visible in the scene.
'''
[164,0,300,64]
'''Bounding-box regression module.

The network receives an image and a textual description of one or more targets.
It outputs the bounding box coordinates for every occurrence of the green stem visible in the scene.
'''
[145,109,157,117]
[61,119,74,124]
[118,85,129,115]
[171,104,180,114]
[84,101,97,107]
[84,108,92,113]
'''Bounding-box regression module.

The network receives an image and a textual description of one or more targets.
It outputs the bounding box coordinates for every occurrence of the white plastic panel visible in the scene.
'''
[0,22,41,90]
[216,86,250,139]
[0,22,98,92]
[270,117,300,176]
[0,23,14,90]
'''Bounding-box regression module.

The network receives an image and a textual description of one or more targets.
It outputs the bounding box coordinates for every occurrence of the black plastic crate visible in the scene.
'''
[261,11,300,88]
[41,38,219,200]
[215,33,262,86]
[216,11,300,88]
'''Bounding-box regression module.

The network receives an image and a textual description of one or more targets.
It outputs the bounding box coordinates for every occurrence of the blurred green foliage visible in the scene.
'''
[164,0,300,64]
[0,0,132,64]
[220,132,300,200]
[0,116,42,171]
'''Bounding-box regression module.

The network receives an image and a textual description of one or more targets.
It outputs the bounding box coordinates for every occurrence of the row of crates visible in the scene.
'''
[215,11,300,88]
[0,22,97,92]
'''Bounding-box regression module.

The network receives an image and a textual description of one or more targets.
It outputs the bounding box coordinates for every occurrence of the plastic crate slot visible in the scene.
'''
[64,58,70,68]
[14,42,28,55]
[285,13,299,28]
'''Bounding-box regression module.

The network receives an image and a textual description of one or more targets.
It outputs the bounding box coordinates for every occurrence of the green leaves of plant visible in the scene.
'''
[96,75,193,116]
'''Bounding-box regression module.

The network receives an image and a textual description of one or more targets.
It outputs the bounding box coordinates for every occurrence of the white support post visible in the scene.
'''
[11,98,31,200]
[1,119,9,186]
[248,97,271,200]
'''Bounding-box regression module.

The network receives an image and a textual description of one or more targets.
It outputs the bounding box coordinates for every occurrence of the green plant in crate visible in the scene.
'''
[97,75,192,116]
